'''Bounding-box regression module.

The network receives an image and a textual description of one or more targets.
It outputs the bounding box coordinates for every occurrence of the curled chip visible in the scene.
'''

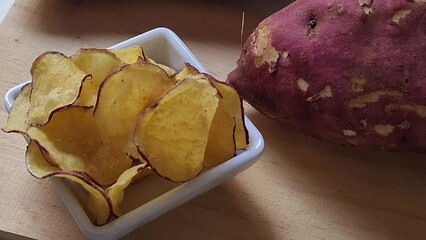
[55,174,112,226]
[145,56,176,77]
[28,52,89,126]
[26,140,61,178]
[204,100,236,168]
[110,45,176,76]
[134,77,219,182]
[107,163,151,216]
[72,49,122,107]
[172,63,200,83]
[209,77,248,150]
[26,140,111,225]
[173,64,248,149]
[110,45,144,64]
[2,83,31,134]
[27,106,132,186]
[94,63,173,159]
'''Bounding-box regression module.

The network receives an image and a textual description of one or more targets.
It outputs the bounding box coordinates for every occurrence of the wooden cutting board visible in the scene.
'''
[1,1,425,239]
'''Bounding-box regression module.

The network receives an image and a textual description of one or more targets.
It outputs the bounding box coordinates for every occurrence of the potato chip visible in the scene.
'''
[134,77,219,182]
[26,140,61,178]
[171,64,247,149]
[170,68,239,167]
[55,174,111,225]
[27,106,132,186]
[28,52,89,126]
[106,163,151,216]
[204,101,236,168]
[94,63,173,159]
[110,45,143,64]
[72,49,122,107]
[129,166,153,184]
[26,140,111,225]
[173,66,248,149]
[172,63,200,83]
[2,83,31,134]
[208,77,248,149]
[39,142,59,167]
[145,57,176,77]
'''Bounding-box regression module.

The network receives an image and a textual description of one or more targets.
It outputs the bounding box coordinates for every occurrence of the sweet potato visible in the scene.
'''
[227,0,426,152]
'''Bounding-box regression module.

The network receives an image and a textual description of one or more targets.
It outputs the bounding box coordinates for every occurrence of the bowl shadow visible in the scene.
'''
[121,177,278,240]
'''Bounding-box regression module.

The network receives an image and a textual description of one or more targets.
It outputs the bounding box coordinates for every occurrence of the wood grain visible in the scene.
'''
[1,0,426,239]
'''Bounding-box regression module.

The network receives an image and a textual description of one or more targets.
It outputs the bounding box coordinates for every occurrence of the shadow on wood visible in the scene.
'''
[32,0,266,44]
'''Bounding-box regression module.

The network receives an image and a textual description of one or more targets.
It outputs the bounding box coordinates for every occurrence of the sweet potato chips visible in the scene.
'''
[3,46,248,225]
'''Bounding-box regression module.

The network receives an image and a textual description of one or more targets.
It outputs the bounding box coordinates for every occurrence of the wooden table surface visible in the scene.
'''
[1,1,426,239]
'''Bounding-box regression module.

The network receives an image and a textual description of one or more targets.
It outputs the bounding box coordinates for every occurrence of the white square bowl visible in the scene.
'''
[4,27,264,240]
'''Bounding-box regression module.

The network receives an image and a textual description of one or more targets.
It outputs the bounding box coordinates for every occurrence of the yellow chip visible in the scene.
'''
[110,45,176,76]
[209,77,248,149]
[172,63,200,83]
[145,57,176,77]
[129,165,153,185]
[72,49,122,107]
[94,63,173,159]
[26,140,61,178]
[54,173,111,225]
[134,77,219,182]
[28,52,88,126]
[109,45,143,64]
[174,69,248,149]
[106,163,151,216]
[26,140,111,225]
[204,101,236,168]
[2,83,31,134]
[27,106,132,186]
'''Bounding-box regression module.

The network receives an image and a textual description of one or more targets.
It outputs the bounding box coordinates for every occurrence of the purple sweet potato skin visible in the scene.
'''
[227,0,426,152]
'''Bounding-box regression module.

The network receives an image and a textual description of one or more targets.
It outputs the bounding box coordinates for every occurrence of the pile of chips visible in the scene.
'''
[2,46,248,225]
